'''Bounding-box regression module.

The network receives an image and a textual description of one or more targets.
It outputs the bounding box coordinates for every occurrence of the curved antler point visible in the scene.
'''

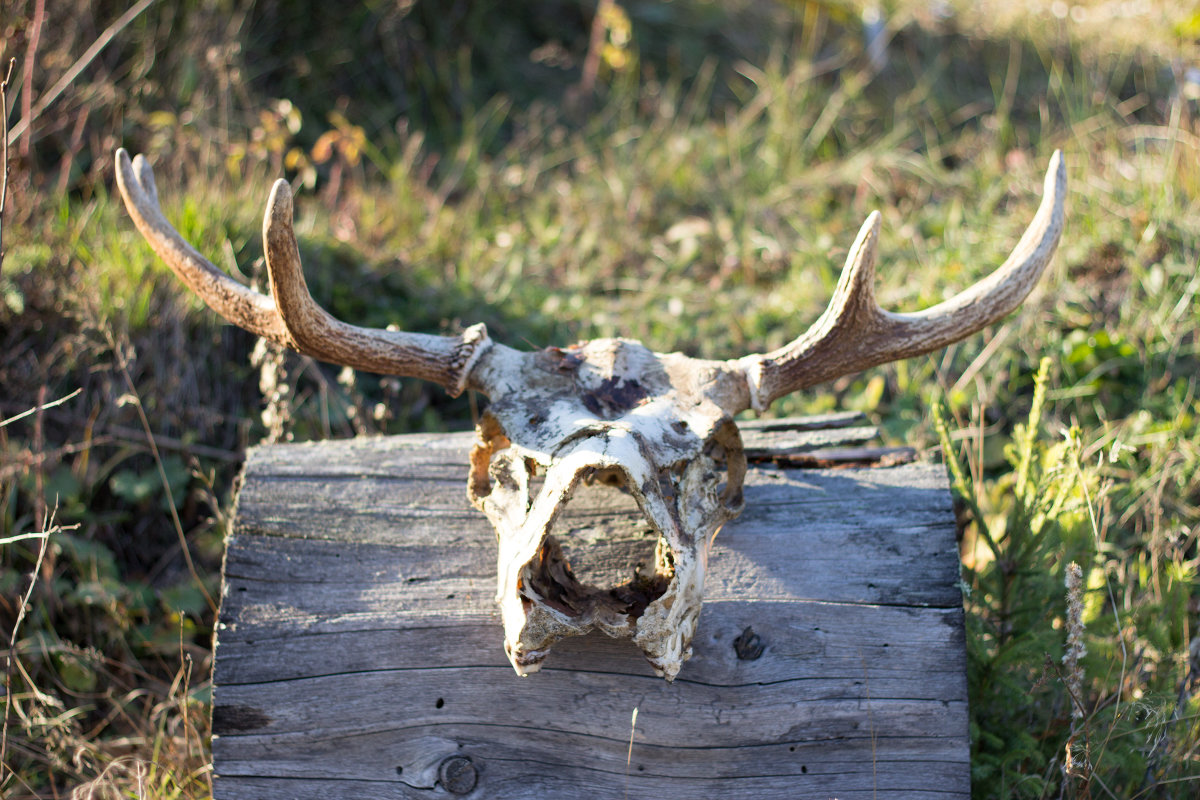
[114,148,135,189]
[840,210,882,290]
[265,178,295,227]
[133,153,158,202]
[1046,149,1067,195]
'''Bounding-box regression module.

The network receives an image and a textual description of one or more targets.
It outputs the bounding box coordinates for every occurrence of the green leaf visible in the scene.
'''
[109,468,162,505]
[108,455,191,511]
[160,582,210,618]
[54,652,98,693]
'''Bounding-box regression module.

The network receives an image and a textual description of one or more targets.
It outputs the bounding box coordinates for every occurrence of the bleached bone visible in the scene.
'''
[115,147,1065,679]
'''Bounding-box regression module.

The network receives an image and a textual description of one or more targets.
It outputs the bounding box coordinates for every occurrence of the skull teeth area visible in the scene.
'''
[521,531,674,627]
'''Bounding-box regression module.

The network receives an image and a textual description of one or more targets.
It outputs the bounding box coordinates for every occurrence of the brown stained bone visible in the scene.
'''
[117,148,1065,679]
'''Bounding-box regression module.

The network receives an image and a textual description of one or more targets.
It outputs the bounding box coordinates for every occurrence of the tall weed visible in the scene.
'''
[938,359,1199,797]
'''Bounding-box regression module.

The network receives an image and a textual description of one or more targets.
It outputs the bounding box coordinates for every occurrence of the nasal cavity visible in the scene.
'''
[524,476,671,624]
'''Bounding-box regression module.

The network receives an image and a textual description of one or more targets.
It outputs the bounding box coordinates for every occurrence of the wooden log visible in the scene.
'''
[213,416,968,799]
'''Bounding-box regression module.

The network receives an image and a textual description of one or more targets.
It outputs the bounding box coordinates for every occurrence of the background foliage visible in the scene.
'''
[2,0,1199,797]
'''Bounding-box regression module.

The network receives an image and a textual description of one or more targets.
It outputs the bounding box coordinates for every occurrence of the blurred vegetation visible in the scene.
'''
[2,0,1199,797]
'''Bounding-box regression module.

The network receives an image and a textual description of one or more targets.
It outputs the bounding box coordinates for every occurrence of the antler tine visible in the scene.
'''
[115,149,493,396]
[260,179,492,393]
[115,148,289,345]
[736,151,1066,412]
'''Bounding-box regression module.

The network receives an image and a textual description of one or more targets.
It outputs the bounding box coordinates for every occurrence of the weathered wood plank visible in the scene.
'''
[228,464,959,608]
[232,413,882,481]
[215,775,967,800]
[214,602,965,687]
[214,724,966,796]
[214,667,964,747]
[213,420,968,799]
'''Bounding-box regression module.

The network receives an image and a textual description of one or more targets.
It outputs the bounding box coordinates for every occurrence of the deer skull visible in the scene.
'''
[467,339,748,678]
[115,147,1065,679]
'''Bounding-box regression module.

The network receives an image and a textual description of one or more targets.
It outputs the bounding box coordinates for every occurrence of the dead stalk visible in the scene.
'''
[1,57,13,276]
[1062,562,1091,788]
[623,706,638,800]
[0,509,67,793]
[18,0,44,158]
[108,332,217,614]
[0,387,83,429]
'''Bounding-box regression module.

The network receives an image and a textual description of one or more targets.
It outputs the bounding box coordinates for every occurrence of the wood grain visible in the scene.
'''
[214,417,969,799]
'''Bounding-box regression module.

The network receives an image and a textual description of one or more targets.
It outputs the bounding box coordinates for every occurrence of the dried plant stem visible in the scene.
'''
[1062,561,1090,790]
[0,387,81,429]
[623,705,638,800]
[1069,431,1128,785]
[18,0,43,157]
[110,334,217,614]
[1,511,55,792]
[1063,562,1087,719]
[1,57,13,276]
[862,652,878,800]
[252,337,294,444]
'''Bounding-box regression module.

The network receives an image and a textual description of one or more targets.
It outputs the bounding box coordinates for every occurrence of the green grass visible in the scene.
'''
[3,0,1200,797]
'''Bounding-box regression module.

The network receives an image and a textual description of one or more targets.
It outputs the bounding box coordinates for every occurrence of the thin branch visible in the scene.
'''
[0,387,81,429]
[0,532,52,546]
[0,510,69,793]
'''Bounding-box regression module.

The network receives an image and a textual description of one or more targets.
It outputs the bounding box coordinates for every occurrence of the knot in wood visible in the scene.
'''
[438,755,478,795]
[733,625,765,660]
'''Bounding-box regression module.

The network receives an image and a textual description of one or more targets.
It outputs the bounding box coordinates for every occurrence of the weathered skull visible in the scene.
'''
[115,148,1065,680]
[467,339,747,678]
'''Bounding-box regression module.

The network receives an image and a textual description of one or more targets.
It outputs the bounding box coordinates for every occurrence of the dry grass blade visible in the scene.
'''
[0,509,75,795]
[108,333,217,615]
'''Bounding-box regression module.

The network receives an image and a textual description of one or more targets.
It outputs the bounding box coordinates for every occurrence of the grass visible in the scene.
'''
[2,0,1199,796]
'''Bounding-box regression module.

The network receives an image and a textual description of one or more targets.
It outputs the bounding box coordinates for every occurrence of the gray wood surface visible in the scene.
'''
[213,417,969,799]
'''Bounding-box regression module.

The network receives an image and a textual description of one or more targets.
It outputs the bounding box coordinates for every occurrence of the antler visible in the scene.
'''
[114,148,492,396]
[735,151,1066,412]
